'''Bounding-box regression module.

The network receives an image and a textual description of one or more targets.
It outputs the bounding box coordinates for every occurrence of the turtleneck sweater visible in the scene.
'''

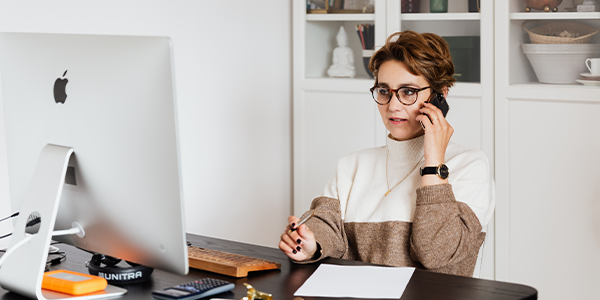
[296,135,495,277]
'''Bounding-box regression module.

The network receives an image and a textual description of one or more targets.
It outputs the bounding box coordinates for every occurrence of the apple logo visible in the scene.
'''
[53,70,68,104]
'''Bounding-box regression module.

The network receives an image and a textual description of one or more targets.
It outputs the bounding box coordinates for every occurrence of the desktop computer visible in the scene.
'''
[0,32,188,299]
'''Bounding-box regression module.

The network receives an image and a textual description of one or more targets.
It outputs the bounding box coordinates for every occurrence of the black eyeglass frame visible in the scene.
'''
[369,86,432,105]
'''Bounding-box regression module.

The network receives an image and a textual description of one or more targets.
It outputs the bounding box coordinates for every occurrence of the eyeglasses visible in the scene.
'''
[370,86,431,105]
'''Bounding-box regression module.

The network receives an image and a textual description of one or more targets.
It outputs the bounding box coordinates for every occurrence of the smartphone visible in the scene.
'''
[426,92,449,117]
[421,92,449,128]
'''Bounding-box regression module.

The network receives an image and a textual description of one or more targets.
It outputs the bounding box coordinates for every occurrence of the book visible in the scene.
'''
[344,0,356,9]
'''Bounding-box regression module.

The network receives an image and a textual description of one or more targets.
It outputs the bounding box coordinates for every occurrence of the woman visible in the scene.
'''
[279,31,495,277]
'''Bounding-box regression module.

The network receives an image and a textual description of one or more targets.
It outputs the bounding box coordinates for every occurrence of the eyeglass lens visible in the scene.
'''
[372,87,420,105]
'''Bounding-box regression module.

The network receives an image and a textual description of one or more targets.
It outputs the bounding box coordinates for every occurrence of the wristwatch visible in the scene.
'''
[420,163,450,180]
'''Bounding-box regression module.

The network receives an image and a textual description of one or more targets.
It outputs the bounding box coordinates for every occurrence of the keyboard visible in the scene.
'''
[187,246,281,278]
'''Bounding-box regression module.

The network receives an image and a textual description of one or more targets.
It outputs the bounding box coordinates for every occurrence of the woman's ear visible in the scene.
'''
[442,86,448,98]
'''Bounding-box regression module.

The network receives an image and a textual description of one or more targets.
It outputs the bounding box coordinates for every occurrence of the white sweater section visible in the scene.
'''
[320,135,495,229]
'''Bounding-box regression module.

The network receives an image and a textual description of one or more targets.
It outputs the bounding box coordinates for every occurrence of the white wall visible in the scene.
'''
[0,0,292,247]
[0,76,8,250]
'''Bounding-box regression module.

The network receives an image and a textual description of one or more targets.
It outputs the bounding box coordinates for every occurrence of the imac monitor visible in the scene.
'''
[0,32,188,297]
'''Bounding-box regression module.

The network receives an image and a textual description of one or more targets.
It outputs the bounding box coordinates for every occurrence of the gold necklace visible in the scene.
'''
[385,149,423,197]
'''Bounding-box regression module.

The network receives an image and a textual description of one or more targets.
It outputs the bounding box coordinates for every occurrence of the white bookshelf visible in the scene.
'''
[495,1,600,299]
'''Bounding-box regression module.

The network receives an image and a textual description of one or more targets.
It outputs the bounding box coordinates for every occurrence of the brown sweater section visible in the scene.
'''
[344,221,419,268]
[411,184,486,276]
[296,184,486,277]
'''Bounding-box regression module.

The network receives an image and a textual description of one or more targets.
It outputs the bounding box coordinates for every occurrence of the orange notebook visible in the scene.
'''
[42,270,107,295]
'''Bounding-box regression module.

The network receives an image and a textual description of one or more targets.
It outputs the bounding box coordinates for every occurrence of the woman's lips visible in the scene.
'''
[389,117,407,125]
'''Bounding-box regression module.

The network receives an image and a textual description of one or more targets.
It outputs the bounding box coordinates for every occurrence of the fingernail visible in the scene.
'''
[296,246,301,251]
[297,239,302,244]
[292,250,297,254]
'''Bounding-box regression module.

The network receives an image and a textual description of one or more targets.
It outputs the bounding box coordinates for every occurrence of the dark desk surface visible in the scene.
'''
[0,234,537,300]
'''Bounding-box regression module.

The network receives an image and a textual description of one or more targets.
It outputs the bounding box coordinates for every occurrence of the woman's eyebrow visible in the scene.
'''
[377,82,420,88]
[398,82,420,88]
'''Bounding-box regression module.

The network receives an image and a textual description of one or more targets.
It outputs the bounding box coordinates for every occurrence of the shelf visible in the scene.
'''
[506,83,600,102]
[401,13,480,21]
[306,13,375,22]
[510,12,600,20]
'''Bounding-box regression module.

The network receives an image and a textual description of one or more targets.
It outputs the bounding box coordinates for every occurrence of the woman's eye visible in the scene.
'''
[378,89,390,95]
[402,89,416,96]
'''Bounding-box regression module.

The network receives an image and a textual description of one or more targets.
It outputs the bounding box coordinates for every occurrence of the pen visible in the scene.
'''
[288,210,315,233]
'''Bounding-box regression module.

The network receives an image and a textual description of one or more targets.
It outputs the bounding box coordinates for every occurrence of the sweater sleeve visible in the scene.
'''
[409,184,486,277]
[293,196,348,264]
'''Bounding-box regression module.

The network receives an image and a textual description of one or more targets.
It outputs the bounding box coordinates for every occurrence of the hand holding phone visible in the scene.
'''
[419,91,454,172]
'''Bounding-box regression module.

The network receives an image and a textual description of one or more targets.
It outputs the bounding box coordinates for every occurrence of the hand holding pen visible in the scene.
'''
[288,210,315,233]
[278,211,318,261]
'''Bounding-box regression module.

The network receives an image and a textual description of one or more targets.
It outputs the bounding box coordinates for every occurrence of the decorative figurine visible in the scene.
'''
[242,283,273,300]
[327,26,356,78]
[524,0,563,12]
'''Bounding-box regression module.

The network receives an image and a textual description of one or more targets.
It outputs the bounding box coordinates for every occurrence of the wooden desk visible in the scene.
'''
[0,234,537,300]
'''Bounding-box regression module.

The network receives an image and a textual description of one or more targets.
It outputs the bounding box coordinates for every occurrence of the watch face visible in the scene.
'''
[438,164,449,179]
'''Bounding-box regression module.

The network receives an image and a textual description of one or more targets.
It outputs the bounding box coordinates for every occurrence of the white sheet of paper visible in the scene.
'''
[294,264,415,299]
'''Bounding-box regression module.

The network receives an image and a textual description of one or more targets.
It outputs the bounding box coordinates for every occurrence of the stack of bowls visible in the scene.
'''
[522,21,600,84]
[522,43,600,84]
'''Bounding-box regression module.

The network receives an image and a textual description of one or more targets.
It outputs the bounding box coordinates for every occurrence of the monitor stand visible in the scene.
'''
[0,144,127,300]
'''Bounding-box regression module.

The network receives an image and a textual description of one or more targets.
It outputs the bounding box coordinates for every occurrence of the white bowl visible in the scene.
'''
[522,43,600,84]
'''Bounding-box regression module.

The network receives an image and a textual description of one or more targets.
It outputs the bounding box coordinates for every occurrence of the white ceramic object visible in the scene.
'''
[576,79,600,86]
[522,43,600,84]
[327,26,355,78]
[585,57,600,75]
[581,72,600,80]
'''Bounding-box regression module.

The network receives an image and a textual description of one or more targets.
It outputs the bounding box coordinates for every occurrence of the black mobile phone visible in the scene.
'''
[420,92,449,129]
[426,92,449,117]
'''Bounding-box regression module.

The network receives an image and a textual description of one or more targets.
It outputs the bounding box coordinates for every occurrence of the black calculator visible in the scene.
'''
[151,278,234,300]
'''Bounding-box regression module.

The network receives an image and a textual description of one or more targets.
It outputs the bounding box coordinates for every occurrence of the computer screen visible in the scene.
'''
[0,32,188,297]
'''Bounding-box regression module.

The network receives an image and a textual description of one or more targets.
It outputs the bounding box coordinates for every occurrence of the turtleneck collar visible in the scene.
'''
[386,133,424,163]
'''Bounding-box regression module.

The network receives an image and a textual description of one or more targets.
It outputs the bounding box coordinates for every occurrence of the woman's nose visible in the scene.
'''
[388,93,404,111]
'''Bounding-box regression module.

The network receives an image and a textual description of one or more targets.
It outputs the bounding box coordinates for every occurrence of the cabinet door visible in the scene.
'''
[294,87,384,214]
[496,94,600,299]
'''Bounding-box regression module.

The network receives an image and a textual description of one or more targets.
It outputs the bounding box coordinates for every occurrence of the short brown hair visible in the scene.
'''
[368,31,456,93]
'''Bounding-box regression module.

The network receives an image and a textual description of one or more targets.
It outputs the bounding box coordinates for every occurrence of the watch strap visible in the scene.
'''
[419,166,438,176]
